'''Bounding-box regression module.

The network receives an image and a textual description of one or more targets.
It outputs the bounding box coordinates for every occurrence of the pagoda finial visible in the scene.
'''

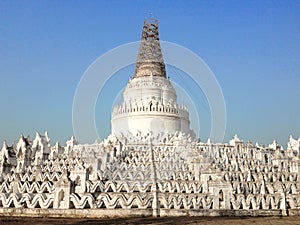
[134,18,166,78]
[145,12,157,26]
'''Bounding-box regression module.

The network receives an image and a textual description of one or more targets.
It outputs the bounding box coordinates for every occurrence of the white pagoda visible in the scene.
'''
[0,18,299,219]
[112,18,193,137]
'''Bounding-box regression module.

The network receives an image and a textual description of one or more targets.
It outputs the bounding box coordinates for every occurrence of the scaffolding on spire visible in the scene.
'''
[134,18,167,78]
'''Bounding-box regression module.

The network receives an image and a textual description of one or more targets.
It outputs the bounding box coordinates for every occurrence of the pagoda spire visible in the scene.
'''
[134,18,167,78]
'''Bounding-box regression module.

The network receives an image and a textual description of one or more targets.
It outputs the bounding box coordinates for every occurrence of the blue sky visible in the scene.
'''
[0,0,299,146]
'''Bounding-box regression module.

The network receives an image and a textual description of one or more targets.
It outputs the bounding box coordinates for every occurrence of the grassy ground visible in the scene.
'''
[0,216,299,225]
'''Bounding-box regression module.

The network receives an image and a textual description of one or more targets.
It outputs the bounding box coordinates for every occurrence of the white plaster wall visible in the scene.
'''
[111,113,182,136]
[123,76,177,105]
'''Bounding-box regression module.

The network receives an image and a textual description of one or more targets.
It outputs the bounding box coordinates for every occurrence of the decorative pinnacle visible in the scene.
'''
[134,18,167,78]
